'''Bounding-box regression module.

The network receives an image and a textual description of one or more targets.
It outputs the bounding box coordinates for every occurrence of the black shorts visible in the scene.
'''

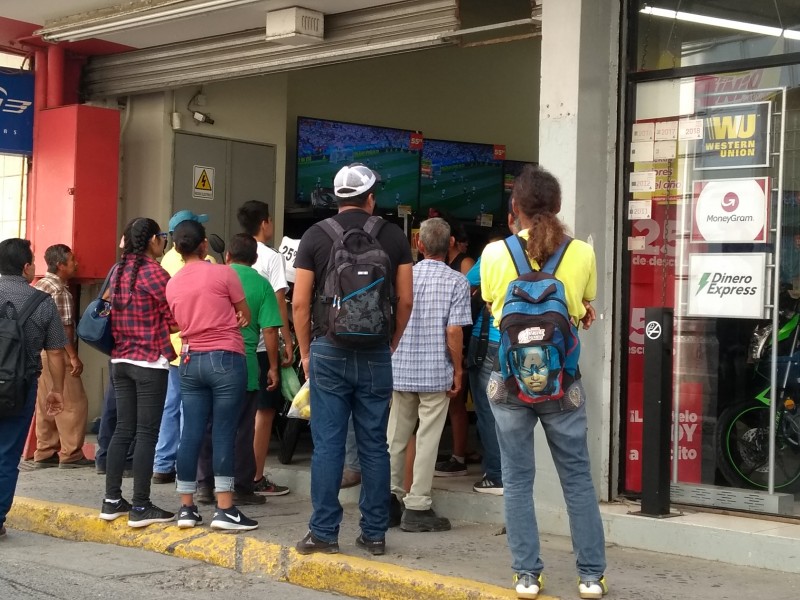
[256,351,284,411]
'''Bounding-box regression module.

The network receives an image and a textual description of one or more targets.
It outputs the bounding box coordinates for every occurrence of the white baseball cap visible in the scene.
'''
[333,163,381,198]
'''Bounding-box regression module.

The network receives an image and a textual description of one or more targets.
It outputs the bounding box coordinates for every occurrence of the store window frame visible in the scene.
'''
[618,0,800,503]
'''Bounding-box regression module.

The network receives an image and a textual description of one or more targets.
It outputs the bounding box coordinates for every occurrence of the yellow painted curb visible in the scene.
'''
[7,497,560,600]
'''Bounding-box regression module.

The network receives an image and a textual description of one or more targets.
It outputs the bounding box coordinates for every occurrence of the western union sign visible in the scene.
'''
[696,101,770,170]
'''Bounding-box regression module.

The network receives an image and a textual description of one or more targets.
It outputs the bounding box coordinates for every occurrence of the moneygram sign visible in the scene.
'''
[696,101,770,170]
[687,253,766,318]
[691,177,768,243]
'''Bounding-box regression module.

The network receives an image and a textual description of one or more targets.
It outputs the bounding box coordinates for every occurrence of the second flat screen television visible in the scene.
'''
[296,116,421,212]
[419,139,504,221]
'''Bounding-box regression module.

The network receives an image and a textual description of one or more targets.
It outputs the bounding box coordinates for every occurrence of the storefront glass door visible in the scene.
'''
[624,65,800,516]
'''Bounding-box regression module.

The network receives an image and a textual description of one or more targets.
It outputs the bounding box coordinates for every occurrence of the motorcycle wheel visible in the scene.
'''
[715,401,800,492]
[278,418,304,465]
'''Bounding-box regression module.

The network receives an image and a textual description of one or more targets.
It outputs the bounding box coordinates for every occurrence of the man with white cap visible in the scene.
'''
[152,210,213,484]
[292,163,413,556]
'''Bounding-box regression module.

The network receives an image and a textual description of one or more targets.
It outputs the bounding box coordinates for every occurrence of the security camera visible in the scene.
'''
[192,111,214,125]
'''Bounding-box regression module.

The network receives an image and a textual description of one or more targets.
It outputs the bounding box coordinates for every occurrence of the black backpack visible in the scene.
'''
[315,216,395,348]
[0,290,49,417]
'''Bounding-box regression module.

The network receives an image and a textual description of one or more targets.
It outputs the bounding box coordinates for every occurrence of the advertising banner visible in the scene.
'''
[695,101,770,170]
[0,70,34,155]
[691,177,769,243]
[687,252,766,319]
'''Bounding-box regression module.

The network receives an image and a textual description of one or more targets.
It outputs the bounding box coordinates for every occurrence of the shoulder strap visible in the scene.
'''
[319,217,344,243]
[99,264,118,298]
[540,237,573,275]
[503,234,531,277]
[363,215,386,238]
[17,290,49,326]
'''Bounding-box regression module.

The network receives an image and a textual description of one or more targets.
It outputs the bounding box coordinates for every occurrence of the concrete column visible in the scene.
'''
[535,0,621,505]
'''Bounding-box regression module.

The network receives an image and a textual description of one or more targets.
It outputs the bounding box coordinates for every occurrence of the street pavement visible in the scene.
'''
[7,462,800,600]
[0,530,343,599]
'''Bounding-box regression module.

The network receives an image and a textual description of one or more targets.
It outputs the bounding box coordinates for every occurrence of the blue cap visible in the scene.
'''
[169,210,208,233]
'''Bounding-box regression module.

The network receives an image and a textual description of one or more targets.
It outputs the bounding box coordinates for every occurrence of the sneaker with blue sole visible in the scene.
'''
[177,505,203,528]
[578,576,608,599]
[514,572,544,599]
[210,506,258,532]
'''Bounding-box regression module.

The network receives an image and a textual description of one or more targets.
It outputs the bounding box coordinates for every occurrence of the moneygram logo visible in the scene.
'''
[695,271,757,298]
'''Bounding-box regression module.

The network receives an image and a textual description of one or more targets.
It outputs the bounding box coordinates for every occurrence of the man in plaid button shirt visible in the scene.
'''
[388,217,472,533]
[33,244,92,469]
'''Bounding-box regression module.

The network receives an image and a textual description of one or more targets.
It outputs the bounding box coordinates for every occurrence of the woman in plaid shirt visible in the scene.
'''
[99,218,179,527]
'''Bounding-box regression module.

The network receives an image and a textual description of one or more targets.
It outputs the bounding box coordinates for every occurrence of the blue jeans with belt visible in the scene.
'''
[0,382,37,528]
[489,380,606,580]
[176,351,246,494]
[308,339,392,542]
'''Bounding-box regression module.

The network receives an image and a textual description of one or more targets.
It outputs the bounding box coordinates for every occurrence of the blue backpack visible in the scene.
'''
[497,235,579,404]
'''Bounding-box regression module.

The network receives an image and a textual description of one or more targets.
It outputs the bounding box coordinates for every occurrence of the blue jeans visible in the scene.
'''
[467,340,502,483]
[0,382,37,527]
[308,339,392,542]
[489,380,606,579]
[153,366,182,474]
[176,351,246,494]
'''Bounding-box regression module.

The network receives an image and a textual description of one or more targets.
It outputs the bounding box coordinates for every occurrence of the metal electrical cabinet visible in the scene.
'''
[31,104,120,280]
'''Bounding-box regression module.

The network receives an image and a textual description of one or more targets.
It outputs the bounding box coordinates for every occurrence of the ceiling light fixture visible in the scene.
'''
[641,5,790,38]
[36,0,264,43]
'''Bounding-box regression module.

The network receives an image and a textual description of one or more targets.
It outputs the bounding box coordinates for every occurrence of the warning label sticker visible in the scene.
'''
[193,165,215,200]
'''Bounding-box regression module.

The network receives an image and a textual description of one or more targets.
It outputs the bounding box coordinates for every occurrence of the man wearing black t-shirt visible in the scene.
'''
[293,163,413,556]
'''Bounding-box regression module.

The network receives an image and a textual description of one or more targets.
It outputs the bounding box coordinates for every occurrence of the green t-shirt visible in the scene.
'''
[231,263,283,391]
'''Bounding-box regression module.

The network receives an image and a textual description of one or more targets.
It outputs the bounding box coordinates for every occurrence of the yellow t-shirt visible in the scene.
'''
[480,230,596,328]
[161,245,217,365]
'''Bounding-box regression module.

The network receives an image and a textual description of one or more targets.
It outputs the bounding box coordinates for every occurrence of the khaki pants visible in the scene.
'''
[34,350,89,463]
[388,390,449,511]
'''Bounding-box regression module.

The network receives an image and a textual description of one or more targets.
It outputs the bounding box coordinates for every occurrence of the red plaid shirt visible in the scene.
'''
[109,256,178,362]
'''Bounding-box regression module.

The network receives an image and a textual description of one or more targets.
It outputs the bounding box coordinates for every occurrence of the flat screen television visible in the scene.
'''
[295,116,422,212]
[419,139,504,221]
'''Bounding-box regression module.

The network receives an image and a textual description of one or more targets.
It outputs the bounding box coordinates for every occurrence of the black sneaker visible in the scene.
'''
[233,490,267,505]
[253,476,290,496]
[400,508,451,532]
[355,533,385,555]
[127,503,175,528]
[389,494,404,528]
[434,456,467,477]
[210,506,258,532]
[195,487,215,505]
[99,498,132,521]
[473,476,504,496]
[295,530,339,555]
[177,504,203,528]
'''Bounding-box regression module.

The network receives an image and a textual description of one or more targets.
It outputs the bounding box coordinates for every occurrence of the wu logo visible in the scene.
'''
[0,87,32,115]
[708,114,756,140]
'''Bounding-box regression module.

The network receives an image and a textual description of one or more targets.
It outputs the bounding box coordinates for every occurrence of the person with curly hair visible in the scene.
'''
[98,218,178,528]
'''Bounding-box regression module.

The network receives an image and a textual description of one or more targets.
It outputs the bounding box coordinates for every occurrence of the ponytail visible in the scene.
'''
[525,212,567,266]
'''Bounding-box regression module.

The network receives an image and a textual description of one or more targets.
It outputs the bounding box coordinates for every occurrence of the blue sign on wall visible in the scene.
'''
[0,70,34,155]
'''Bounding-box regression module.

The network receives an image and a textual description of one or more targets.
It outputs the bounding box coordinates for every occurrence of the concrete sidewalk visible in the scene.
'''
[7,457,800,600]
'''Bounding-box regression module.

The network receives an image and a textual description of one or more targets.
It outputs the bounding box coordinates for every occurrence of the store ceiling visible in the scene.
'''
[0,0,405,55]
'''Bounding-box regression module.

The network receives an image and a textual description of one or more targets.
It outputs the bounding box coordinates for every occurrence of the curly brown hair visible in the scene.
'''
[512,165,566,265]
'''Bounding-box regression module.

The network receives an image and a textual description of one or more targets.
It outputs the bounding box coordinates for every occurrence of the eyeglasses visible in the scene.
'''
[156,232,168,240]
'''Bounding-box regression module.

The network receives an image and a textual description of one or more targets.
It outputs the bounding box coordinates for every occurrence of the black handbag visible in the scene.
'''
[77,265,116,355]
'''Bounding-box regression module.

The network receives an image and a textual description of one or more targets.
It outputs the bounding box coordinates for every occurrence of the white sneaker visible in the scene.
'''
[578,576,608,599]
[514,572,543,599]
